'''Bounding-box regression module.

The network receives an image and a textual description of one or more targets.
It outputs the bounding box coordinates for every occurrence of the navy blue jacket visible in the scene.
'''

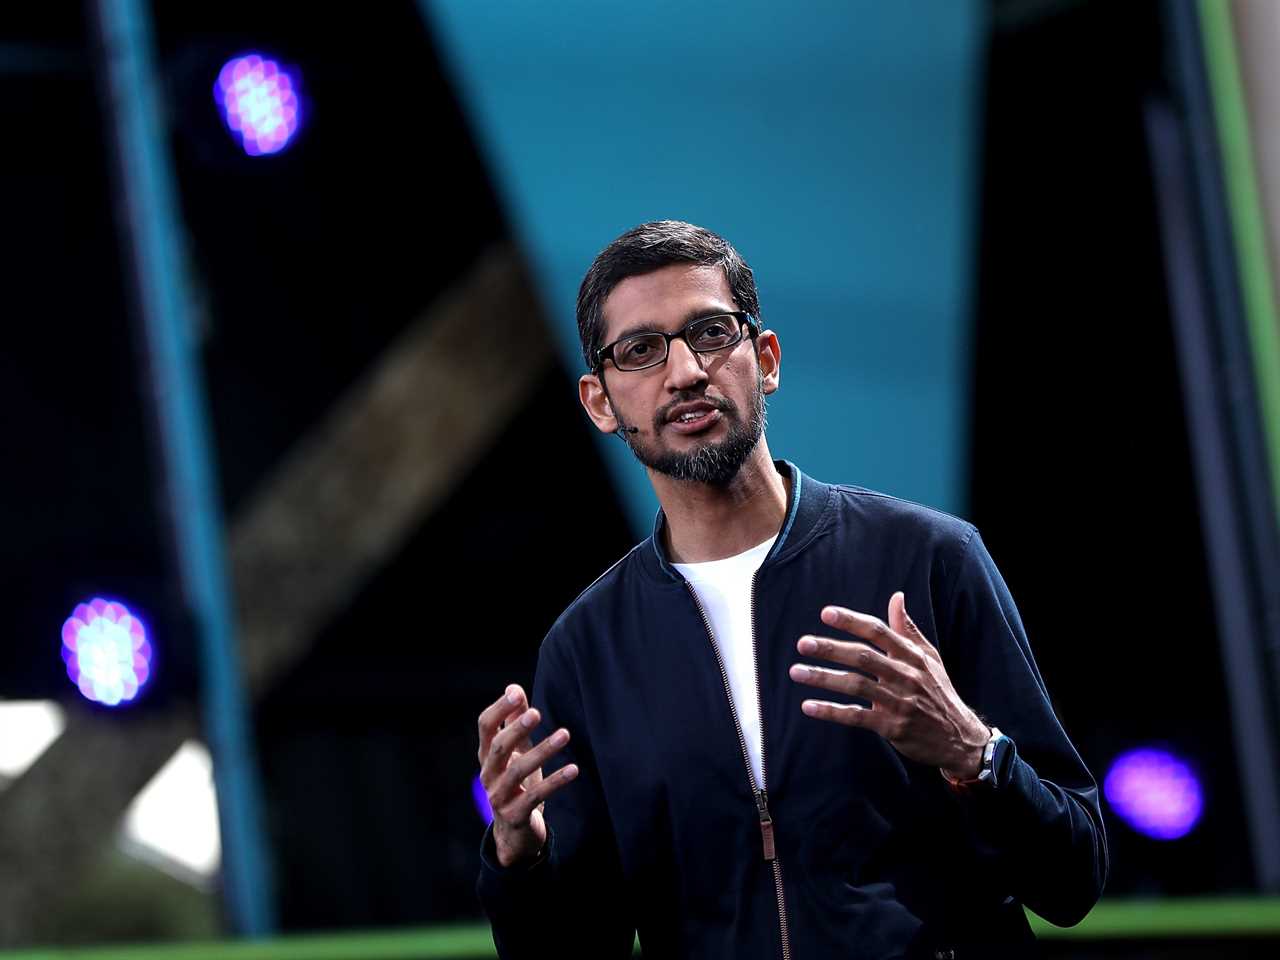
[479,462,1107,958]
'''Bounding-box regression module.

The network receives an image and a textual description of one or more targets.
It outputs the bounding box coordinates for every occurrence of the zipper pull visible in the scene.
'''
[756,789,776,861]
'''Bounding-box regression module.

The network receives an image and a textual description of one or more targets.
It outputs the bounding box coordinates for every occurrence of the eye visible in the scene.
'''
[691,317,735,347]
[618,336,663,366]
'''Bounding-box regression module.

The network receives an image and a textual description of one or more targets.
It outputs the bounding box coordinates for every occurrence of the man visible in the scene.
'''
[476,221,1107,958]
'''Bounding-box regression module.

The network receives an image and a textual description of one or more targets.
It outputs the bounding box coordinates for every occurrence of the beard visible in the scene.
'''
[617,372,767,487]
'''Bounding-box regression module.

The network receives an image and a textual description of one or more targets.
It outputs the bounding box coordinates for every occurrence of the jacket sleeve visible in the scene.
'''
[476,631,636,958]
[941,527,1109,927]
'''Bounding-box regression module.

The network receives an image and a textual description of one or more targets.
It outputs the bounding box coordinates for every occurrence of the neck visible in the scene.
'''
[651,439,790,563]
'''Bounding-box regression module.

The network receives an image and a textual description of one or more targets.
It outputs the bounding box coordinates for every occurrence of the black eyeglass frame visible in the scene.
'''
[593,311,759,373]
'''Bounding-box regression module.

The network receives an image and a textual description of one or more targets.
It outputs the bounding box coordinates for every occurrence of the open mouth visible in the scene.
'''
[665,403,723,435]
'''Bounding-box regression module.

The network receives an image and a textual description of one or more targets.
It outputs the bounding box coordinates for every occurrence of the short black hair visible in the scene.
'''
[576,220,762,371]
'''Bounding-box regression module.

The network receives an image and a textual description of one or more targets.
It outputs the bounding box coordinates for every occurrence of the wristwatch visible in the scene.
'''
[942,726,1011,791]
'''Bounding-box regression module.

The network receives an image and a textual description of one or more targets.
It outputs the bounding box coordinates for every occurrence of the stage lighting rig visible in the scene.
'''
[1104,746,1204,841]
[61,597,153,706]
[213,53,302,156]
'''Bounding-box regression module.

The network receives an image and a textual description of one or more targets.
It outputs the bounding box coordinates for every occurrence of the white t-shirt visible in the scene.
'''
[672,534,777,790]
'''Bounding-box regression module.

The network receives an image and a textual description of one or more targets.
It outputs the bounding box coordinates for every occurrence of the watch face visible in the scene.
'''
[990,735,1013,789]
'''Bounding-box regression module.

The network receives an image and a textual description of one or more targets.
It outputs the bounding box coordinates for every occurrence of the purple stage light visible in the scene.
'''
[61,598,152,707]
[214,54,301,156]
[472,774,494,826]
[1104,747,1203,840]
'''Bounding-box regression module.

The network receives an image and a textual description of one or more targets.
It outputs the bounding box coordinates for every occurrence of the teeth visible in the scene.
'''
[677,411,706,423]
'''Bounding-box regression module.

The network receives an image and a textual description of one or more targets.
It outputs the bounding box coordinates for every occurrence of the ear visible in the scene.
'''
[757,329,782,396]
[579,372,620,434]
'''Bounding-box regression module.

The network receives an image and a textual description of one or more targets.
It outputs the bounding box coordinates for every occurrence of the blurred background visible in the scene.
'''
[2,0,1278,957]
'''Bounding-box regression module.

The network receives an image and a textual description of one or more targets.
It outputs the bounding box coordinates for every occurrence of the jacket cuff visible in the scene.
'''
[477,823,552,897]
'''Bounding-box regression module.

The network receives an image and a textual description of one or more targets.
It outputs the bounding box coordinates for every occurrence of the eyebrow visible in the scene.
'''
[608,305,739,344]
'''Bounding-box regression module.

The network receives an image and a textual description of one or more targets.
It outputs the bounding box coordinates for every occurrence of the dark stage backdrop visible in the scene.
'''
[972,0,1254,896]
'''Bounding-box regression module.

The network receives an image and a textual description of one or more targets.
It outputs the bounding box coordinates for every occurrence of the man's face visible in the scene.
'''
[582,263,779,487]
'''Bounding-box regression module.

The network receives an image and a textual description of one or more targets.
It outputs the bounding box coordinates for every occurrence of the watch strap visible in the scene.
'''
[941,726,1005,791]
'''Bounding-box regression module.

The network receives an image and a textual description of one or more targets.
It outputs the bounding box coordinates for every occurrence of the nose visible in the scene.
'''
[663,337,709,392]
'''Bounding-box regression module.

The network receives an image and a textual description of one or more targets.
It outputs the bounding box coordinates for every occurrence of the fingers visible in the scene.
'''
[481,707,540,787]
[795,633,901,679]
[819,605,911,656]
[476,684,580,844]
[820,602,936,666]
[799,698,892,736]
[501,762,580,824]
[789,662,885,704]
[477,684,528,763]
[500,727,571,796]
[490,724,573,818]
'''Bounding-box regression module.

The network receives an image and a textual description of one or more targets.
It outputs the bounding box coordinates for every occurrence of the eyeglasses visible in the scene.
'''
[595,312,757,373]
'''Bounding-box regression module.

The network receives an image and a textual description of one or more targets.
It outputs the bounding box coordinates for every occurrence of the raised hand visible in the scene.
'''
[788,591,990,780]
[477,684,579,867]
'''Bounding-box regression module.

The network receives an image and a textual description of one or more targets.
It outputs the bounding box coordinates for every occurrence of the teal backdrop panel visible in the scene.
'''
[422,1,985,535]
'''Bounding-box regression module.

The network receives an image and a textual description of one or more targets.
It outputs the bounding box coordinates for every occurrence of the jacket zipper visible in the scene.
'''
[750,570,792,960]
[683,572,792,960]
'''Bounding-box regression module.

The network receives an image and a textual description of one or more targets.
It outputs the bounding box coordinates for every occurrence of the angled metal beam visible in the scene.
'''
[231,246,553,694]
[0,247,554,944]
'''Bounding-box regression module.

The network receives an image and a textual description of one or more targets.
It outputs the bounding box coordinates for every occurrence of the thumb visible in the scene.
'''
[888,591,923,641]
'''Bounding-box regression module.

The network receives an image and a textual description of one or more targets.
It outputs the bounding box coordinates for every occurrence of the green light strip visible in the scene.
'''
[1198,0,1280,520]
[1028,897,1280,939]
[0,926,496,960]
[2,900,1278,959]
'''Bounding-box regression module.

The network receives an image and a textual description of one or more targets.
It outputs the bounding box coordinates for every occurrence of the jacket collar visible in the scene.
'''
[643,460,833,583]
